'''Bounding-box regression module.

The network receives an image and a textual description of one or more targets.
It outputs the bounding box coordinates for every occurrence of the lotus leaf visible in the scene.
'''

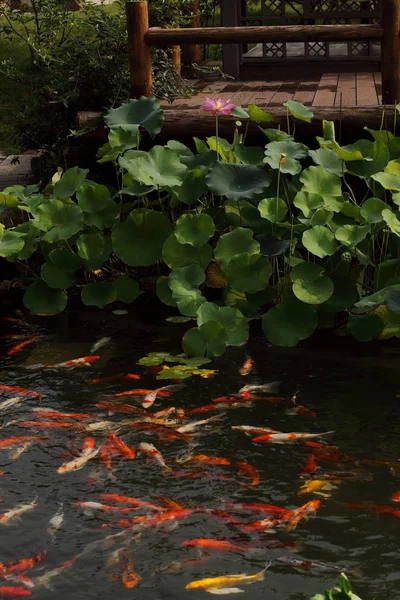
[174,213,215,248]
[372,172,400,191]
[321,274,358,311]
[264,140,308,175]
[300,166,342,200]
[206,162,271,201]
[226,252,271,293]
[294,191,324,218]
[283,100,314,123]
[76,232,112,270]
[182,322,228,358]
[53,167,89,198]
[81,282,116,308]
[234,145,265,166]
[382,209,400,236]
[262,295,317,346]
[24,279,67,315]
[168,264,206,316]
[10,222,40,260]
[302,225,337,258]
[255,233,290,256]
[175,169,207,204]
[260,128,293,142]
[156,276,177,307]
[309,148,345,176]
[0,193,19,209]
[345,141,389,178]
[120,146,187,189]
[162,234,212,270]
[196,302,249,346]
[112,208,172,266]
[310,207,334,226]
[114,276,140,304]
[105,96,164,137]
[248,104,274,123]
[224,199,270,233]
[258,197,288,223]
[353,284,400,312]
[41,263,73,290]
[0,224,26,257]
[30,200,84,243]
[108,128,138,150]
[335,224,370,247]
[76,183,119,229]
[48,248,80,272]
[290,262,334,304]
[348,314,385,342]
[214,227,260,271]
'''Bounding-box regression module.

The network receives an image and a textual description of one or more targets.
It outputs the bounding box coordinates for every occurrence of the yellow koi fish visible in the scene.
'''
[185,563,270,594]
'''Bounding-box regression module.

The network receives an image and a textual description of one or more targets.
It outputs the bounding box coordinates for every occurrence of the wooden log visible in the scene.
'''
[144,24,383,47]
[171,45,181,77]
[381,0,400,105]
[126,1,152,98]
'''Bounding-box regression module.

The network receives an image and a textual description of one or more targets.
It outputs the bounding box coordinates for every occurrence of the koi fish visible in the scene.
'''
[141,384,185,409]
[300,471,370,481]
[118,549,140,589]
[231,426,278,437]
[30,356,100,369]
[20,421,78,430]
[341,502,400,518]
[0,499,37,526]
[152,407,177,419]
[47,503,64,536]
[100,494,163,512]
[297,480,337,497]
[221,501,287,516]
[189,404,219,415]
[0,386,41,398]
[79,421,120,433]
[205,509,244,529]
[94,402,148,417]
[31,409,93,420]
[0,436,45,449]
[7,337,39,356]
[81,437,96,456]
[154,496,183,511]
[57,445,100,474]
[33,556,78,590]
[177,414,224,433]
[243,500,320,532]
[90,373,140,385]
[252,431,335,444]
[0,551,46,576]
[236,462,260,487]
[182,539,247,553]
[301,454,318,475]
[239,358,254,376]
[71,502,136,514]
[8,441,36,461]
[185,564,270,594]
[114,388,171,398]
[238,383,279,399]
[276,556,360,576]
[98,441,116,473]
[180,454,230,466]
[136,509,193,531]
[285,393,316,418]
[90,337,111,353]
[159,556,211,573]
[106,433,136,460]
[0,317,31,328]
[127,421,189,442]
[138,442,171,472]
[392,491,400,502]
[0,398,24,412]
[0,587,32,597]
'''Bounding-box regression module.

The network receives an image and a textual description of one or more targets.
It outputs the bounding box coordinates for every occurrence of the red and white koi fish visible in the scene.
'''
[238,382,279,398]
[285,393,316,418]
[239,358,254,376]
[126,421,189,442]
[236,462,260,487]
[0,386,41,398]
[0,550,46,577]
[114,388,171,398]
[106,433,136,460]
[0,436,45,449]
[136,509,193,531]
[28,355,100,369]
[31,409,93,420]
[57,444,100,474]
[71,502,137,514]
[33,556,78,590]
[7,337,39,356]
[243,499,320,532]
[231,426,278,437]
[0,498,37,526]
[94,402,148,417]
[138,442,171,472]
[141,384,185,409]
[90,373,140,385]
[99,494,163,512]
[252,430,335,444]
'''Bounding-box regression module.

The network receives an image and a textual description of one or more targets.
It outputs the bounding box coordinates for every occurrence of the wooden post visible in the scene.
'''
[126,1,153,98]
[182,0,201,76]
[171,45,181,77]
[221,0,240,80]
[381,0,400,105]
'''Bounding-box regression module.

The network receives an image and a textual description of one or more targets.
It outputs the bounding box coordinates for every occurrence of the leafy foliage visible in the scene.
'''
[4,96,400,354]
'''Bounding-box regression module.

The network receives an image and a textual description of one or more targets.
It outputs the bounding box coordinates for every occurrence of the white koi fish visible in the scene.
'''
[0,498,37,525]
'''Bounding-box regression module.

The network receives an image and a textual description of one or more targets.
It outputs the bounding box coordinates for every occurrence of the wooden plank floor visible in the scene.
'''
[165,72,382,110]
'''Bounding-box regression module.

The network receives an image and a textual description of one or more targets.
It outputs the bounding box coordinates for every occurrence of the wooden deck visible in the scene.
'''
[164,72,382,110]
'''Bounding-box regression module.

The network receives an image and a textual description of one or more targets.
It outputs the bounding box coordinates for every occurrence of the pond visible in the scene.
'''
[0,310,399,600]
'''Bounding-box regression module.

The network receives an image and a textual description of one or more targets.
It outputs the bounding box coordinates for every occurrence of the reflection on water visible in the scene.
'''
[0,311,399,600]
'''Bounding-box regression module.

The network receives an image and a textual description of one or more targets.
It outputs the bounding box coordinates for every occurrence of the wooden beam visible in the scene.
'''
[126,1,152,98]
[221,0,240,80]
[381,0,400,105]
[145,24,384,46]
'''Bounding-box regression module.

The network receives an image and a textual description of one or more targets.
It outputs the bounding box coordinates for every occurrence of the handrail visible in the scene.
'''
[144,24,384,46]
[126,0,400,107]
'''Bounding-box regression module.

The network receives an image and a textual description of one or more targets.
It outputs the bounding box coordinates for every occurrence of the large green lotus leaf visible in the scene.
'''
[120,146,187,188]
[382,208,400,236]
[224,199,270,234]
[114,275,140,304]
[49,248,81,272]
[234,144,265,166]
[330,140,369,161]
[0,193,19,209]
[262,295,317,346]
[385,287,400,313]
[340,201,361,222]
[283,100,314,123]
[309,148,346,176]
[0,224,26,257]
[10,222,40,260]
[166,140,193,156]
[81,282,116,308]
[174,169,207,205]
[300,166,342,200]
[290,261,334,305]
[206,162,271,201]
[260,128,293,142]
[181,150,217,171]
[294,191,324,218]
[258,197,287,223]
[264,140,307,175]
[321,274,358,312]
[105,97,164,137]
[248,104,274,124]
[76,183,119,229]
[335,224,370,247]
[310,207,334,226]
[196,302,249,346]
[24,279,67,315]
[174,213,215,248]
[76,232,112,270]
[302,225,337,258]
[120,174,155,197]
[384,159,400,176]
[112,209,172,266]
[374,259,400,290]
[108,128,138,151]
[372,172,400,191]
[353,284,400,312]
[182,322,228,358]
[31,200,84,242]
[348,313,384,342]
[162,234,212,269]
[214,227,260,271]
[156,276,177,307]
[345,141,389,178]
[41,262,73,289]
[226,252,271,293]
[168,264,206,317]
[53,167,89,198]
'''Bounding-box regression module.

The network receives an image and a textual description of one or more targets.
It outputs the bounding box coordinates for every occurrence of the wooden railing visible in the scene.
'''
[127,0,400,105]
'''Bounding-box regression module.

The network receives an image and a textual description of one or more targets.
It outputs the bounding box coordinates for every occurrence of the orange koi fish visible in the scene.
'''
[114,388,171,398]
[312,445,355,464]
[182,454,230,466]
[94,402,148,417]
[31,409,92,420]
[392,491,400,502]
[107,433,136,460]
[243,500,320,532]
[90,373,140,385]
[212,396,239,404]
[99,494,163,512]
[221,501,287,516]
[137,509,193,530]
[189,404,219,415]
[182,539,247,553]
[127,421,189,442]
[144,365,163,376]
[138,442,171,471]
[119,549,141,589]
[232,426,278,437]
[0,386,41,398]
[236,462,260,487]
[0,551,46,576]
[205,509,243,528]
[0,436,45,449]
[252,430,334,444]
[0,587,31,597]
[98,441,117,472]
[301,454,318,475]
[154,496,183,511]
[341,502,400,518]
[36,356,100,369]
[239,358,254,376]
[7,337,39,356]
[20,421,78,429]
[286,393,316,418]
[81,437,96,455]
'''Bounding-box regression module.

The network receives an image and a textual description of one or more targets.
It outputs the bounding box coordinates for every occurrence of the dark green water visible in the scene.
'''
[0,311,399,599]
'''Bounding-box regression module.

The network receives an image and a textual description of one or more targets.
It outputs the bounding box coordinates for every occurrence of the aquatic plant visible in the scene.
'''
[2,95,400,356]
[309,573,362,600]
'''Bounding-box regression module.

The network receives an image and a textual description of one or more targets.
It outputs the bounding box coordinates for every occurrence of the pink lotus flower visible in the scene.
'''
[200,97,236,116]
